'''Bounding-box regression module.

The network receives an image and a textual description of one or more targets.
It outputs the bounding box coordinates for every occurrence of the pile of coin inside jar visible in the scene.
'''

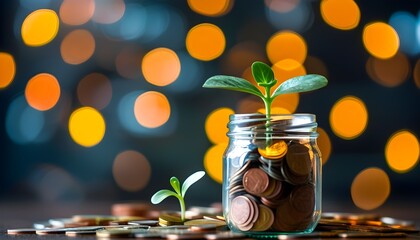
[228,139,317,233]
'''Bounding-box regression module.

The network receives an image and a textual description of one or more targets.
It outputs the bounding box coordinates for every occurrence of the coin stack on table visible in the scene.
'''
[227,139,319,233]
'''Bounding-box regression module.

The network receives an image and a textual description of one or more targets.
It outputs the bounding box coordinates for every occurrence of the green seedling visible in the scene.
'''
[151,171,205,222]
[203,61,328,120]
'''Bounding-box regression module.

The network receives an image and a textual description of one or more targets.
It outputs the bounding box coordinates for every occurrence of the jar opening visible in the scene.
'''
[227,113,318,140]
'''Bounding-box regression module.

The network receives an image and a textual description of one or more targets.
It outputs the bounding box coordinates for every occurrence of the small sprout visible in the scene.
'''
[151,171,205,222]
[203,61,328,119]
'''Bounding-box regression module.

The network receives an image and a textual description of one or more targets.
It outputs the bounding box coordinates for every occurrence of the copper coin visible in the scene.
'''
[112,202,153,217]
[243,168,270,196]
[289,184,315,217]
[286,144,312,177]
[230,196,254,226]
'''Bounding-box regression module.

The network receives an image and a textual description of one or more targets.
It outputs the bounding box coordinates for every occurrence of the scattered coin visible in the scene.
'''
[96,228,132,238]
[184,219,226,228]
[159,214,184,226]
[65,229,97,236]
[129,220,159,226]
[7,228,37,234]
[205,231,246,239]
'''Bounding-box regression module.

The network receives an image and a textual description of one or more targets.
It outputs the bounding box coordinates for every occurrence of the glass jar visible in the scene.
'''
[223,114,322,236]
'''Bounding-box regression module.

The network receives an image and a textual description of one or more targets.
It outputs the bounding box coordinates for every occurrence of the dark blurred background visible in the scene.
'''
[0,0,419,215]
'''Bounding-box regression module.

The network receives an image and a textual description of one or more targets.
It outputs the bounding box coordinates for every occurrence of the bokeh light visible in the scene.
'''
[134,91,171,129]
[92,0,125,24]
[389,11,420,56]
[186,23,226,61]
[204,143,227,184]
[0,52,16,89]
[271,93,300,114]
[205,107,234,144]
[272,58,307,83]
[187,0,233,17]
[363,22,400,59]
[68,107,106,147]
[414,59,420,89]
[258,107,291,115]
[21,9,59,47]
[320,0,360,30]
[113,150,151,192]
[142,48,181,87]
[28,165,83,202]
[99,3,147,41]
[330,96,368,140]
[367,53,410,87]
[236,96,263,114]
[265,0,313,32]
[317,127,332,165]
[304,56,329,79]
[77,73,112,110]
[59,0,95,26]
[351,167,391,210]
[6,95,46,144]
[221,42,266,77]
[266,31,307,64]
[25,73,61,111]
[166,52,204,93]
[60,29,95,65]
[385,130,420,173]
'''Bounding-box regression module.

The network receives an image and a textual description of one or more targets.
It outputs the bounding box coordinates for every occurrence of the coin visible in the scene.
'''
[159,213,184,226]
[243,168,270,196]
[286,144,312,177]
[289,184,315,218]
[112,202,155,217]
[251,204,274,231]
[128,220,159,226]
[65,230,97,236]
[229,196,254,227]
[258,140,288,159]
[96,228,132,238]
[7,228,37,234]
[184,219,226,228]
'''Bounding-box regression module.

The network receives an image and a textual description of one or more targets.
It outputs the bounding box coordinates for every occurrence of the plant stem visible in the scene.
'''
[263,86,273,147]
[177,196,186,221]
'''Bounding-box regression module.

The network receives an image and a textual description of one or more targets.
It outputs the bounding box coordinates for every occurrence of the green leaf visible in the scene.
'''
[151,189,178,204]
[203,75,263,98]
[170,177,181,195]
[251,61,275,87]
[181,171,205,198]
[271,74,328,98]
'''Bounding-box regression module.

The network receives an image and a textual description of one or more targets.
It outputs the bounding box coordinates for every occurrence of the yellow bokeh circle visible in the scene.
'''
[320,0,360,30]
[187,0,233,17]
[69,107,106,147]
[205,107,234,144]
[21,9,59,47]
[266,31,307,64]
[142,48,181,87]
[204,142,228,184]
[0,52,16,89]
[363,22,399,59]
[385,130,420,173]
[351,167,390,210]
[186,23,226,61]
[134,91,171,128]
[330,96,368,140]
